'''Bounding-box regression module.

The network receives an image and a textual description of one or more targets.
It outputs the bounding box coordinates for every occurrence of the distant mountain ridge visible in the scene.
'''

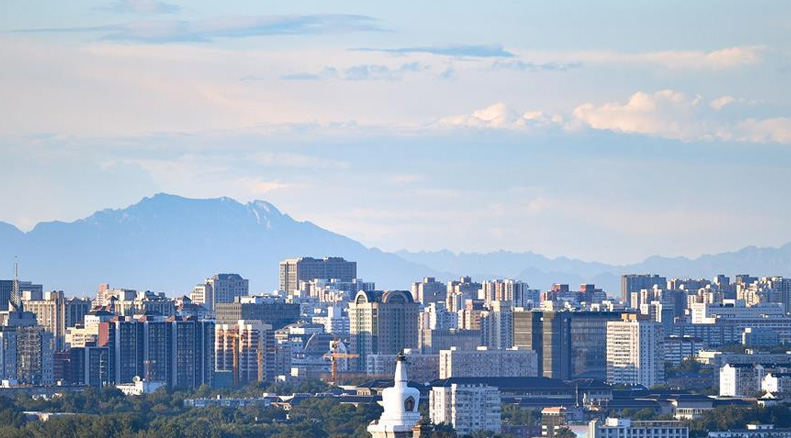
[0,194,445,295]
[1,193,790,296]
[396,244,791,293]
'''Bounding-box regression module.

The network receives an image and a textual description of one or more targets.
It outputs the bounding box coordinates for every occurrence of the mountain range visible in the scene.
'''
[1,193,790,296]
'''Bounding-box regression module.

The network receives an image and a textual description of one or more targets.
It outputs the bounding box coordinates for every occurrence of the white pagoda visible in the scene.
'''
[367,353,431,438]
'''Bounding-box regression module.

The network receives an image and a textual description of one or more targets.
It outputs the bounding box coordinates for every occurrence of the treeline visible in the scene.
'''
[0,386,382,438]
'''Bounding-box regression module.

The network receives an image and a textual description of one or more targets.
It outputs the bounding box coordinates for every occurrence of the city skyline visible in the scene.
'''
[1,1,790,265]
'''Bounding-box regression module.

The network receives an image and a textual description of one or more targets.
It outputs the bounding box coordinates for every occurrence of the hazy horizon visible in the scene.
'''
[2,1,791,265]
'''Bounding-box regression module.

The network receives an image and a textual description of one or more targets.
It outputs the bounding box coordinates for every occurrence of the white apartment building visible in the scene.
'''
[588,418,688,438]
[430,383,501,435]
[606,315,664,388]
[762,372,791,395]
[690,300,785,324]
[439,346,538,379]
[719,363,783,397]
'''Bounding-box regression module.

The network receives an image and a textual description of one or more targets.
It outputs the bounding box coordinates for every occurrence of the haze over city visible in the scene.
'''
[2,1,791,266]
[6,3,791,438]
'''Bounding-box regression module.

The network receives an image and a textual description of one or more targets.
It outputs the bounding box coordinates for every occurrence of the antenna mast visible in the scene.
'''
[11,256,21,311]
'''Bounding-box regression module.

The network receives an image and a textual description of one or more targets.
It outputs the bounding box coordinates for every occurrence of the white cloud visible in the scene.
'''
[572,90,706,140]
[439,103,561,130]
[729,118,791,144]
[572,90,790,144]
[637,46,765,69]
[710,96,737,110]
[709,95,764,110]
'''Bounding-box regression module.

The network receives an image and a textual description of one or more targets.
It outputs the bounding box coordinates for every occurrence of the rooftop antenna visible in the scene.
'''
[11,256,22,312]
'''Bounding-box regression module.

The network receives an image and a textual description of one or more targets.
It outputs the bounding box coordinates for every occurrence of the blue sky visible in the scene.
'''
[1,0,790,264]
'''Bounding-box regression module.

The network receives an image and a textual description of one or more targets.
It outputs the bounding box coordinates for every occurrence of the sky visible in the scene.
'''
[1,0,790,265]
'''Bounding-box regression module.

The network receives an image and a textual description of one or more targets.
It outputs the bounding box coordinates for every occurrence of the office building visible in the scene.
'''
[439,346,537,379]
[215,295,299,330]
[192,274,249,312]
[349,290,419,371]
[513,310,571,379]
[22,290,91,351]
[215,319,272,385]
[606,314,665,388]
[621,275,667,307]
[412,277,447,306]
[0,294,54,385]
[279,257,356,293]
[0,279,43,312]
[430,382,501,436]
[421,328,482,354]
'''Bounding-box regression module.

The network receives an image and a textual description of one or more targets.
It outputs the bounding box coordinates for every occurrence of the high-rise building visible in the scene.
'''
[513,309,622,380]
[569,311,624,379]
[98,316,215,389]
[349,290,419,371]
[621,275,667,307]
[0,278,54,386]
[606,314,665,388]
[513,310,571,379]
[481,279,537,308]
[411,277,447,306]
[0,279,43,312]
[279,257,356,293]
[446,277,482,313]
[430,382,501,436]
[215,319,271,385]
[481,301,514,350]
[23,291,91,351]
[215,296,299,330]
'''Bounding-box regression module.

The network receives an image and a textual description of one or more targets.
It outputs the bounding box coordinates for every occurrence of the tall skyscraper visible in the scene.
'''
[279,257,356,292]
[513,310,571,379]
[349,290,419,371]
[606,314,665,388]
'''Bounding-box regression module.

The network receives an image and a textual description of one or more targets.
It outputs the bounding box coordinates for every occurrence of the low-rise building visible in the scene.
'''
[588,418,688,438]
[439,346,537,379]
